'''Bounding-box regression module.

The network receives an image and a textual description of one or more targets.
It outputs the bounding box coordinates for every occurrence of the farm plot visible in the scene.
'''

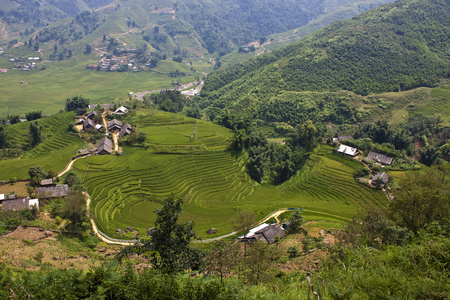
[77,149,255,237]
[0,112,84,180]
[77,131,387,239]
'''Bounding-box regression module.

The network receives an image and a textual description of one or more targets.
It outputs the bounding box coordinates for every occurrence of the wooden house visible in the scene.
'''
[97,137,113,155]
[83,118,96,131]
[40,178,54,187]
[37,185,69,199]
[367,151,393,165]
[371,172,389,187]
[2,197,39,212]
[107,119,122,132]
[239,223,285,244]
[86,111,98,120]
[119,124,132,138]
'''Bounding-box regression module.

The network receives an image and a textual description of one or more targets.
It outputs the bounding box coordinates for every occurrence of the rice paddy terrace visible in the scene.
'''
[0,112,84,179]
[74,111,387,239]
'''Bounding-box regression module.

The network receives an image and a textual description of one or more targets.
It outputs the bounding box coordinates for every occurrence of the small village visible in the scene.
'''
[74,104,132,156]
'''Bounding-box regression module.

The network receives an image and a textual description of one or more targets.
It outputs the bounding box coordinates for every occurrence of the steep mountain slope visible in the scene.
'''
[201,0,450,115]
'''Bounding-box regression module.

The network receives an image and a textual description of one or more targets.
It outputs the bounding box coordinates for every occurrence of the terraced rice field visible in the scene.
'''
[75,113,387,239]
[0,112,84,179]
[413,86,450,121]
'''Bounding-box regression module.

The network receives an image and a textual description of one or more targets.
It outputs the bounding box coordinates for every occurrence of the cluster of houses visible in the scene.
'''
[7,57,41,71]
[0,179,69,212]
[87,52,149,72]
[75,105,132,156]
[334,136,394,188]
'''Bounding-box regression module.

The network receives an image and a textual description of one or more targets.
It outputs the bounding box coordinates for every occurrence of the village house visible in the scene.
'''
[238,223,286,244]
[40,178,54,187]
[101,103,115,110]
[367,151,393,165]
[75,118,85,125]
[2,197,39,212]
[37,185,69,199]
[107,119,122,132]
[119,124,132,138]
[97,137,113,155]
[371,172,389,187]
[83,118,96,131]
[337,144,359,157]
[114,106,128,115]
[86,111,99,120]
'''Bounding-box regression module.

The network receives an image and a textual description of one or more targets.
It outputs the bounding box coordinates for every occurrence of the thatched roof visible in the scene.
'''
[367,151,393,165]
[37,185,69,198]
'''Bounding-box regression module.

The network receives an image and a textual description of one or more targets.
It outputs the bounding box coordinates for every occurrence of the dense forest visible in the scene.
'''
[176,0,326,54]
[0,0,113,27]
[201,0,450,106]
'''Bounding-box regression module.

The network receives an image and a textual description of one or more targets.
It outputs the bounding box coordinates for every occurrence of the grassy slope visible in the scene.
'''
[74,111,386,239]
[0,112,84,180]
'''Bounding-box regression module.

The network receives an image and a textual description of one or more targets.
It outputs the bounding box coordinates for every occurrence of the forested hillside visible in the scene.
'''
[201,0,450,115]
[176,0,325,55]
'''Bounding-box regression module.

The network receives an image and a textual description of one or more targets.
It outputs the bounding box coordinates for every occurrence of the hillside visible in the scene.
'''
[201,0,450,119]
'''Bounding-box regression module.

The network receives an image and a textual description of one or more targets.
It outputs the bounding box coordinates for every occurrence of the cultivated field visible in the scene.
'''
[73,112,387,239]
[0,112,83,180]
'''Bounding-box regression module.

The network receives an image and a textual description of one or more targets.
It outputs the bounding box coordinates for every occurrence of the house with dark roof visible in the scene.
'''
[97,137,113,155]
[338,136,352,142]
[2,197,39,211]
[107,119,122,132]
[75,118,85,125]
[367,151,393,165]
[119,124,132,138]
[101,103,115,110]
[371,172,389,187]
[86,111,98,119]
[37,185,69,199]
[83,118,96,131]
[238,223,285,244]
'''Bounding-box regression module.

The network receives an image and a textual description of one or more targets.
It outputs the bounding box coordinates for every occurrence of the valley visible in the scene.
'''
[0,0,448,298]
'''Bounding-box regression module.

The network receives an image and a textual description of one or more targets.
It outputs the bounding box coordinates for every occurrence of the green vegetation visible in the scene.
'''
[0,112,83,180]
[202,0,450,113]
[70,111,386,239]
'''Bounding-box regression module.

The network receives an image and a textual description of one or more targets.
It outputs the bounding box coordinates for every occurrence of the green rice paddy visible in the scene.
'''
[0,112,84,179]
[73,112,387,239]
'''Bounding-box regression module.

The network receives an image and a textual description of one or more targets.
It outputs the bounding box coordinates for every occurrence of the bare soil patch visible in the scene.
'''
[0,181,31,196]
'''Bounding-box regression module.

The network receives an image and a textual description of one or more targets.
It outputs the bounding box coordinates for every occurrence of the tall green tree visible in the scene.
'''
[29,121,42,147]
[390,168,449,234]
[131,195,203,274]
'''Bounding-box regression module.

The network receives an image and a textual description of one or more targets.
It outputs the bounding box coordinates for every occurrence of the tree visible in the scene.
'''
[28,166,47,183]
[85,44,92,54]
[288,210,303,234]
[298,120,318,151]
[65,95,89,112]
[29,121,42,147]
[206,240,241,283]
[61,192,88,228]
[131,195,203,274]
[231,210,255,233]
[389,168,449,233]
